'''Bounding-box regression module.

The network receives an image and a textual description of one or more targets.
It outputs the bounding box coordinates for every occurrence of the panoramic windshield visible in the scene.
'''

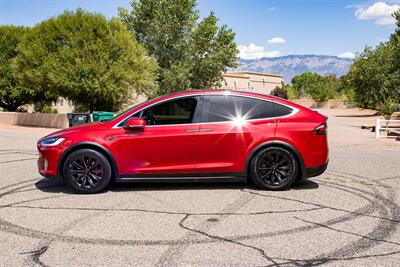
[103,100,149,122]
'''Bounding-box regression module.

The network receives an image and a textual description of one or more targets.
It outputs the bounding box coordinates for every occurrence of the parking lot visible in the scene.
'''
[0,110,399,266]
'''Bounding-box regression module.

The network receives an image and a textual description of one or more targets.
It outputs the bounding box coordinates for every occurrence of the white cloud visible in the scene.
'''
[268,37,286,44]
[238,43,281,59]
[355,2,400,25]
[338,51,356,59]
[268,7,275,11]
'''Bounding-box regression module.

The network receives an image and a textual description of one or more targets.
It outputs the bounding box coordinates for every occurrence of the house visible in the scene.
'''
[215,71,284,94]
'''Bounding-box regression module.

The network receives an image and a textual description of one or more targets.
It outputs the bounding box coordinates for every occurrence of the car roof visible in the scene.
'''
[162,89,275,100]
[110,89,308,127]
[160,90,306,109]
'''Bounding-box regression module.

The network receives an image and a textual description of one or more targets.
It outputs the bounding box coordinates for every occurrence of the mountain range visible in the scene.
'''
[234,55,354,83]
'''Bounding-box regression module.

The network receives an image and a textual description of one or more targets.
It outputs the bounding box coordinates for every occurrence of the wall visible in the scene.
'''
[293,99,356,109]
[215,71,284,95]
[0,112,68,128]
[220,75,251,91]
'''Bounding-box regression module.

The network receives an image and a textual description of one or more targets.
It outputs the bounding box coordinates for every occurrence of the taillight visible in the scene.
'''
[315,122,327,135]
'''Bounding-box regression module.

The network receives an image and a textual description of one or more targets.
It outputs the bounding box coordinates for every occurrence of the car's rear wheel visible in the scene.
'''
[63,149,111,194]
[250,147,297,190]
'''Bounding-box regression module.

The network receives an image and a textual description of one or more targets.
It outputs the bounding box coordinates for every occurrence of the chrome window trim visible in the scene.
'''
[112,92,299,129]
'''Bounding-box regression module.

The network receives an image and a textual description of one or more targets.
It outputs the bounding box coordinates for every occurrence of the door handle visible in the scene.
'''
[185,128,213,133]
[199,128,213,132]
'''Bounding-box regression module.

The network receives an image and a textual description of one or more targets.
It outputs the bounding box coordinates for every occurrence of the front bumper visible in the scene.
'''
[37,142,67,178]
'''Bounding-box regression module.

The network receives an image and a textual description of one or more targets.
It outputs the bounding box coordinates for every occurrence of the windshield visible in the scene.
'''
[103,100,149,122]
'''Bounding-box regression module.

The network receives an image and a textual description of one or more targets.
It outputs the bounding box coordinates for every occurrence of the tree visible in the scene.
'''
[188,12,238,89]
[0,26,34,111]
[291,72,334,103]
[270,86,288,99]
[346,44,397,109]
[337,75,355,101]
[282,84,300,100]
[346,10,400,109]
[119,0,238,96]
[14,9,158,112]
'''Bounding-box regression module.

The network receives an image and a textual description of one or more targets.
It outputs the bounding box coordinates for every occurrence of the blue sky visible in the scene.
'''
[1,0,399,59]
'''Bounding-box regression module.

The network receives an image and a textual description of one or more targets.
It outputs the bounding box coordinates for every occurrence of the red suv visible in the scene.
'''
[37,90,328,193]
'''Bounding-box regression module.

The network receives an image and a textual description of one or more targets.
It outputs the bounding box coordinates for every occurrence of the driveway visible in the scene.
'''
[0,110,399,266]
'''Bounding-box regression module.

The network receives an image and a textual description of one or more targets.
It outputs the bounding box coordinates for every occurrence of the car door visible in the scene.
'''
[115,96,201,176]
[195,95,277,174]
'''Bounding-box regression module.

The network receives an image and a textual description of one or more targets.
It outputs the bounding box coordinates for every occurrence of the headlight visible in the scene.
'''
[40,137,65,146]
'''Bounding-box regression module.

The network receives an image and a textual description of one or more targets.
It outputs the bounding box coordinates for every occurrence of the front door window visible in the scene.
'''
[142,98,197,125]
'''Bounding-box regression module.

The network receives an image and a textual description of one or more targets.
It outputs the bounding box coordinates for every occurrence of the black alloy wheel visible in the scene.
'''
[64,149,111,193]
[251,147,297,190]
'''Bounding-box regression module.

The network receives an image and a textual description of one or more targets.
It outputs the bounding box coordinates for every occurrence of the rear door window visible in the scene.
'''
[201,95,277,123]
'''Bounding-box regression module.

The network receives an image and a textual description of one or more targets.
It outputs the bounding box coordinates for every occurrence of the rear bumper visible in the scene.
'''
[304,161,328,179]
[38,173,59,180]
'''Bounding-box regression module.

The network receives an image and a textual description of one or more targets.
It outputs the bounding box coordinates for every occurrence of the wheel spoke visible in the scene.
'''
[269,172,276,183]
[70,169,84,174]
[88,177,95,187]
[266,153,274,164]
[71,173,83,182]
[80,156,87,168]
[79,176,86,188]
[90,173,101,181]
[259,157,270,165]
[71,161,84,170]
[277,158,288,166]
[261,170,272,179]
[275,172,283,184]
[279,166,290,170]
[86,156,93,168]
[277,173,287,179]
[92,163,101,170]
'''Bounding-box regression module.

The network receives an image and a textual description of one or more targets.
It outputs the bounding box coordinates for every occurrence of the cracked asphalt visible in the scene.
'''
[0,110,399,266]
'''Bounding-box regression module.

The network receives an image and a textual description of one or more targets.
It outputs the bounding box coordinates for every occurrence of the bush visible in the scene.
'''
[376,99,397,121]
[270,86,288,99]
[34,102,58,114]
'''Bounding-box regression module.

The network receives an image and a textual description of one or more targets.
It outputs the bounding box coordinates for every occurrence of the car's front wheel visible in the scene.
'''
[250,147,298,190]
[63,149,111,193]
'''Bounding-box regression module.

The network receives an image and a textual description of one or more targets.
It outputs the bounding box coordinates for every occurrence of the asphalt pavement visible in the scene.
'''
[0,110,399,266]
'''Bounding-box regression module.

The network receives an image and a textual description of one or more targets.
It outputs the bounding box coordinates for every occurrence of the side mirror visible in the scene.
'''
[124,118,146,130]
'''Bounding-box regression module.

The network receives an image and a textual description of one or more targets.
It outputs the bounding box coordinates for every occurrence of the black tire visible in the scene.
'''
[63,149,111,194]
[250,147,298,190]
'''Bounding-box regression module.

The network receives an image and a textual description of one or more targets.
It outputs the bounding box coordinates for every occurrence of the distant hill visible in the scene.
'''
[234,55,354,83]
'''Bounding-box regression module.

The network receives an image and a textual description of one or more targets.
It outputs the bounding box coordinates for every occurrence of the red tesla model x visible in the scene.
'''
[37,90,328,193]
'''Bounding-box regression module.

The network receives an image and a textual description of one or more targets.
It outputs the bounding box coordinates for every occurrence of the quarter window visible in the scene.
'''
[274,103,293,117]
